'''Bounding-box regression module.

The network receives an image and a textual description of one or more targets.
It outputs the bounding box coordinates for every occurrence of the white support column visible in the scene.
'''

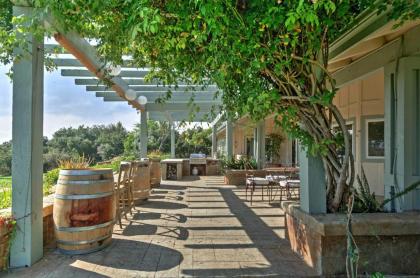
[10,5,44,267]
[139,110,148,158]
[211,126,217,158]
[171,124,176,158]
[255,120,266,169]
[299,148,326,214]
[384,57,420,211]
[225,121,233,159]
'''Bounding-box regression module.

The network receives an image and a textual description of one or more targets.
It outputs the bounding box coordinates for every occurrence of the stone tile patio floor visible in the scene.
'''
[6,176,317,277]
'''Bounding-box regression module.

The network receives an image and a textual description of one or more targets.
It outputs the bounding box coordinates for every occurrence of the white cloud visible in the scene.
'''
[0,115,12,142]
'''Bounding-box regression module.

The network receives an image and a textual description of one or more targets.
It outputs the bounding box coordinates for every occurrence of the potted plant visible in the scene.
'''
[0,214,16,270]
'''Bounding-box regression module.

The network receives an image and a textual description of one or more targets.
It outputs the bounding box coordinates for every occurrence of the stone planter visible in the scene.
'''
[0,217,15,270]
[282,201,420,276]
[224,169,266,185]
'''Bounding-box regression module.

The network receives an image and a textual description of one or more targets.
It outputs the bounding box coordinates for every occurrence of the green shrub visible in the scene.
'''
[43,168,60,195]
[44,168,60,187]
[220,156,257,171]
[92,158,123,172]
[0,179,12,209]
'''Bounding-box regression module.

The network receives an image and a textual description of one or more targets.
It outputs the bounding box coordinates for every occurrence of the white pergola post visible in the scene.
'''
[255,120,266,169]
[384,57,420,211]
[139,110,148,158]
[299,149,326,214]
[10,5,44,267]
[225,121,233,159]
[170,124,176,158]
[211,126,217,158]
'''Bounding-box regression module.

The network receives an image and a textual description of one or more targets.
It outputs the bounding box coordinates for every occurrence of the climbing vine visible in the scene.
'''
[0,0,419,211]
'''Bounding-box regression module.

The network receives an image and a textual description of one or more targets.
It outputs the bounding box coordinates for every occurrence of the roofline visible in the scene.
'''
[329,8,390,60]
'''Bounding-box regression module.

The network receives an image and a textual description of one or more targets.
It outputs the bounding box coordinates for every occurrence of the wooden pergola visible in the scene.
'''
[50,54,222,158]
[9,3,222,268]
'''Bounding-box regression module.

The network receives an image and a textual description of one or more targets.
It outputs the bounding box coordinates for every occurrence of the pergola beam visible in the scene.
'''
[102,97,220,111]
[52,58,134,68]
[145,102,218,112]
[52,33,144,110]
[86,85,218,93]
[62,69,149,78]
[96,91,220,102]
[148,111,211,122]
[75,78,210,86]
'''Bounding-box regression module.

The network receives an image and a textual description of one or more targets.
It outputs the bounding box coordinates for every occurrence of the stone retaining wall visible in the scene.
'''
[224,170,266,185]
[282,201,420,275]
[1,195,56,248]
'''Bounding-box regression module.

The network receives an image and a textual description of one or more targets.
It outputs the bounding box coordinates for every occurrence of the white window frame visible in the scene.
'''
[365,118,385,159]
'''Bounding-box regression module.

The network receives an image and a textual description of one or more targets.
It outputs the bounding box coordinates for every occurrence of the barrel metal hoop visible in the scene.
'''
[57,179,114,185]
[55,220,114,232]
[57,239,112,255]
[54,191,114,200]
[59,169,112,176]
[56,234,111,246]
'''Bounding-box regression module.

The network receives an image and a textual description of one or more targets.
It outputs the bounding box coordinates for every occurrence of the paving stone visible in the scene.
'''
[4,176,317,278]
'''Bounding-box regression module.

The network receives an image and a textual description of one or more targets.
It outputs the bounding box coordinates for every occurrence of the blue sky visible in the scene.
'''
[0,66,139,143]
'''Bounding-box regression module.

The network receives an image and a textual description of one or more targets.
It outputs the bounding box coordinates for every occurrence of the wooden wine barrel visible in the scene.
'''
[132,160,150,204]
[149,158,161,188]
[53,168,115,255]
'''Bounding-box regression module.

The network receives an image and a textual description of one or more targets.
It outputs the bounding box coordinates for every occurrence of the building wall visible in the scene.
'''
[334,69,385,197]
[216,117,294,165]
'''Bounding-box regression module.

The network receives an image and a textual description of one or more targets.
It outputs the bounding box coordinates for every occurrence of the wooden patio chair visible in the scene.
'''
[115,162,131,228]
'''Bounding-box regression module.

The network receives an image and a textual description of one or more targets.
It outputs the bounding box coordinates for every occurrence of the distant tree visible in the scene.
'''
[123,121,211,158]
[46,123,127,163]
[176,127,211,158]
[0,141,12,176]
[124,120,172,158]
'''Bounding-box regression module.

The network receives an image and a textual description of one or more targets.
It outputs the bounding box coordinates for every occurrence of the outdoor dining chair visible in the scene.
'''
[279,171,300,201]
[245,168,270,205]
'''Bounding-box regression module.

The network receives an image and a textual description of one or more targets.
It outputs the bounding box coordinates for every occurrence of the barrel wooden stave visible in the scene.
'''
[53,168,115,255]
[132,161,151,202]
[149,159,161,188]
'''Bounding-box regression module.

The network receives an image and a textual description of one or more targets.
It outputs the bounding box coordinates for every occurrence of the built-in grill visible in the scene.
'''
[189,153,207,176]
[189,153,207,164]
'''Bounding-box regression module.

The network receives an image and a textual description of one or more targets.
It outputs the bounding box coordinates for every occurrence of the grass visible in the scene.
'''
[0,175,56,210]
[0,176,12,210]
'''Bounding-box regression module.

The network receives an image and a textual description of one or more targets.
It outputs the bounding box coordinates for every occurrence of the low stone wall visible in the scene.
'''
[42,196,55,247]
[206,161,220,176]
[224,169,266,185]
[1,195,56,249]
[282,201,420,276]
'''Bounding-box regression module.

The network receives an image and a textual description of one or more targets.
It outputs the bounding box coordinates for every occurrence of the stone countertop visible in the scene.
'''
[161,159,188,163]
[282,201,420,236]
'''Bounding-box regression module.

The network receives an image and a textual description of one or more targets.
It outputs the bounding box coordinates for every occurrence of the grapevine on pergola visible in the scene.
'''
[0,0,419,211]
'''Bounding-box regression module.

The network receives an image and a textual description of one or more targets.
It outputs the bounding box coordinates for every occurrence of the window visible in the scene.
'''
[265,137,273,162]
[217,139,225,156]
[366,119,384,158]
[245,137,254,157]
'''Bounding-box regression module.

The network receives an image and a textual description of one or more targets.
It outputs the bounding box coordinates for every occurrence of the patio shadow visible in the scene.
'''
[181,187,315,277]
[138,200,187,210]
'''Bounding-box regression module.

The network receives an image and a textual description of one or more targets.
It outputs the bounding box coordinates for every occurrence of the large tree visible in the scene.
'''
[0,0,418,211]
